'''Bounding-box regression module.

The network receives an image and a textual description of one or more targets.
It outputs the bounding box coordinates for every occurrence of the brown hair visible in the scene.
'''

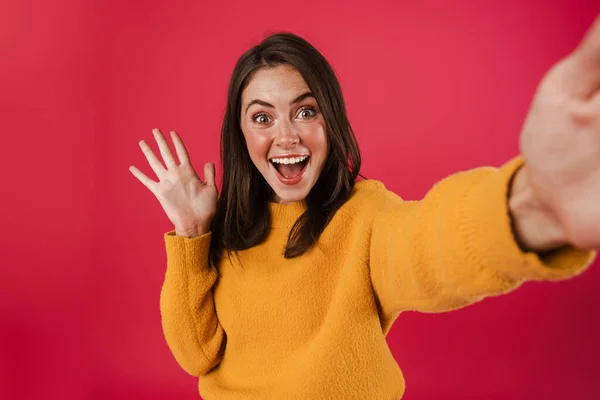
[209,32,361,268]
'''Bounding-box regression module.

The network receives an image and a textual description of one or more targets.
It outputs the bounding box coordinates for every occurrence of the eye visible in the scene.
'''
[297,106,317,119]
[253,113,271,125]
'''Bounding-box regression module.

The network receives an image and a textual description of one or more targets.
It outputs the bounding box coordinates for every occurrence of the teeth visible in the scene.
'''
[271,156,308,164]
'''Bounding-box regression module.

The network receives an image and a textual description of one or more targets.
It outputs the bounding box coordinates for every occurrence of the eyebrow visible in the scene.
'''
[244,92,315,115]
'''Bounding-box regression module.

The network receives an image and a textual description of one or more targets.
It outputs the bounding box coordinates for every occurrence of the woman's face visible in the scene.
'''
[240,65,329,204]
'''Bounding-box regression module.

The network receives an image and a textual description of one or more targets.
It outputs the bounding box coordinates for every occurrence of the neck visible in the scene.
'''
[268,201,307,228]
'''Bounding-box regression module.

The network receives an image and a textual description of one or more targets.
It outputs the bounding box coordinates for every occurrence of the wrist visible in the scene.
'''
[174,223,210,238]
[508,165,568,252]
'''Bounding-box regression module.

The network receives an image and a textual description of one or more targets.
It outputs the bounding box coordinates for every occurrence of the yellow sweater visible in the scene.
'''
[160,157,595,399]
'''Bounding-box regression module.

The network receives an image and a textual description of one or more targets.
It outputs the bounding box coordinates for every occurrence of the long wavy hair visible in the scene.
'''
[208,32,361,268]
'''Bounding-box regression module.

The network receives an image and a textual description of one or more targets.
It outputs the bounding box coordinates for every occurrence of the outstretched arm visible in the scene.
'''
[369,16,600,331]
[369,157,595,332]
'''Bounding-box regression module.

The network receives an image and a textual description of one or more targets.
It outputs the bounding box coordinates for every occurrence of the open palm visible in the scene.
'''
[129,128,218,237]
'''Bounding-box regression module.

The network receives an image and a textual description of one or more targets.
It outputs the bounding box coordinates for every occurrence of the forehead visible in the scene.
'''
[241,65,310,104]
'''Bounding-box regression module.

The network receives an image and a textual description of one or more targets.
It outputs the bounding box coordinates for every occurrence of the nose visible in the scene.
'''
[275,120,299,148]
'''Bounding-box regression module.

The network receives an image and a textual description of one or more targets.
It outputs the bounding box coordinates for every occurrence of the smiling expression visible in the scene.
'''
[240,65,329,204]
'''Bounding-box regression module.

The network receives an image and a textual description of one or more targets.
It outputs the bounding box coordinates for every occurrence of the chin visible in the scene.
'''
[272,184,311,204]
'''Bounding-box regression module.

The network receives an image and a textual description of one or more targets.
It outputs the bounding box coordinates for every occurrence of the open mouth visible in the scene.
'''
[269,155,310,184]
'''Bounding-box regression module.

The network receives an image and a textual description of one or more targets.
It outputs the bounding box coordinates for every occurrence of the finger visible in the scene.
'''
[170,130,190,165]
[204,162,216,187]
[570,14,600,94]
[152,128,177,168]
[129,165,157,191]
[139,140,167,178]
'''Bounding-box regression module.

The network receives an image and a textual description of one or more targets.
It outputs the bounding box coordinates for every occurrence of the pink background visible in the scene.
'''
[1,0,599,399]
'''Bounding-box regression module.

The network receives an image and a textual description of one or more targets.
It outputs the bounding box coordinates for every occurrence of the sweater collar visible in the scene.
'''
[268,201,307,228]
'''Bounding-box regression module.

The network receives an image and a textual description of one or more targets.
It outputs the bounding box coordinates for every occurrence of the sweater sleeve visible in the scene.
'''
[160,231,225,376]
[369,156,596,329]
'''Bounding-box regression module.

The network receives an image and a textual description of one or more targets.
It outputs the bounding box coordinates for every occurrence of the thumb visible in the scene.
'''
[569,14,600,94]
[204,162,216,187]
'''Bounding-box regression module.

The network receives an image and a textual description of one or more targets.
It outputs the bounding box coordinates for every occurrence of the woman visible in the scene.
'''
[129,19,599,399]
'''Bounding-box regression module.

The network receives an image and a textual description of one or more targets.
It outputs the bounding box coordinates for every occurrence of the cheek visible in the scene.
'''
[301,124,328,156]
[243,130,271,163]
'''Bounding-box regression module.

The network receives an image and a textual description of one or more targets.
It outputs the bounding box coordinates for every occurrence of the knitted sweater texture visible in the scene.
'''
[160,157,595,399]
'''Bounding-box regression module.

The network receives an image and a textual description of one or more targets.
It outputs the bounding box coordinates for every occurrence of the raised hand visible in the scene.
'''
[129,128,218,237]
[518,15,600,250]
